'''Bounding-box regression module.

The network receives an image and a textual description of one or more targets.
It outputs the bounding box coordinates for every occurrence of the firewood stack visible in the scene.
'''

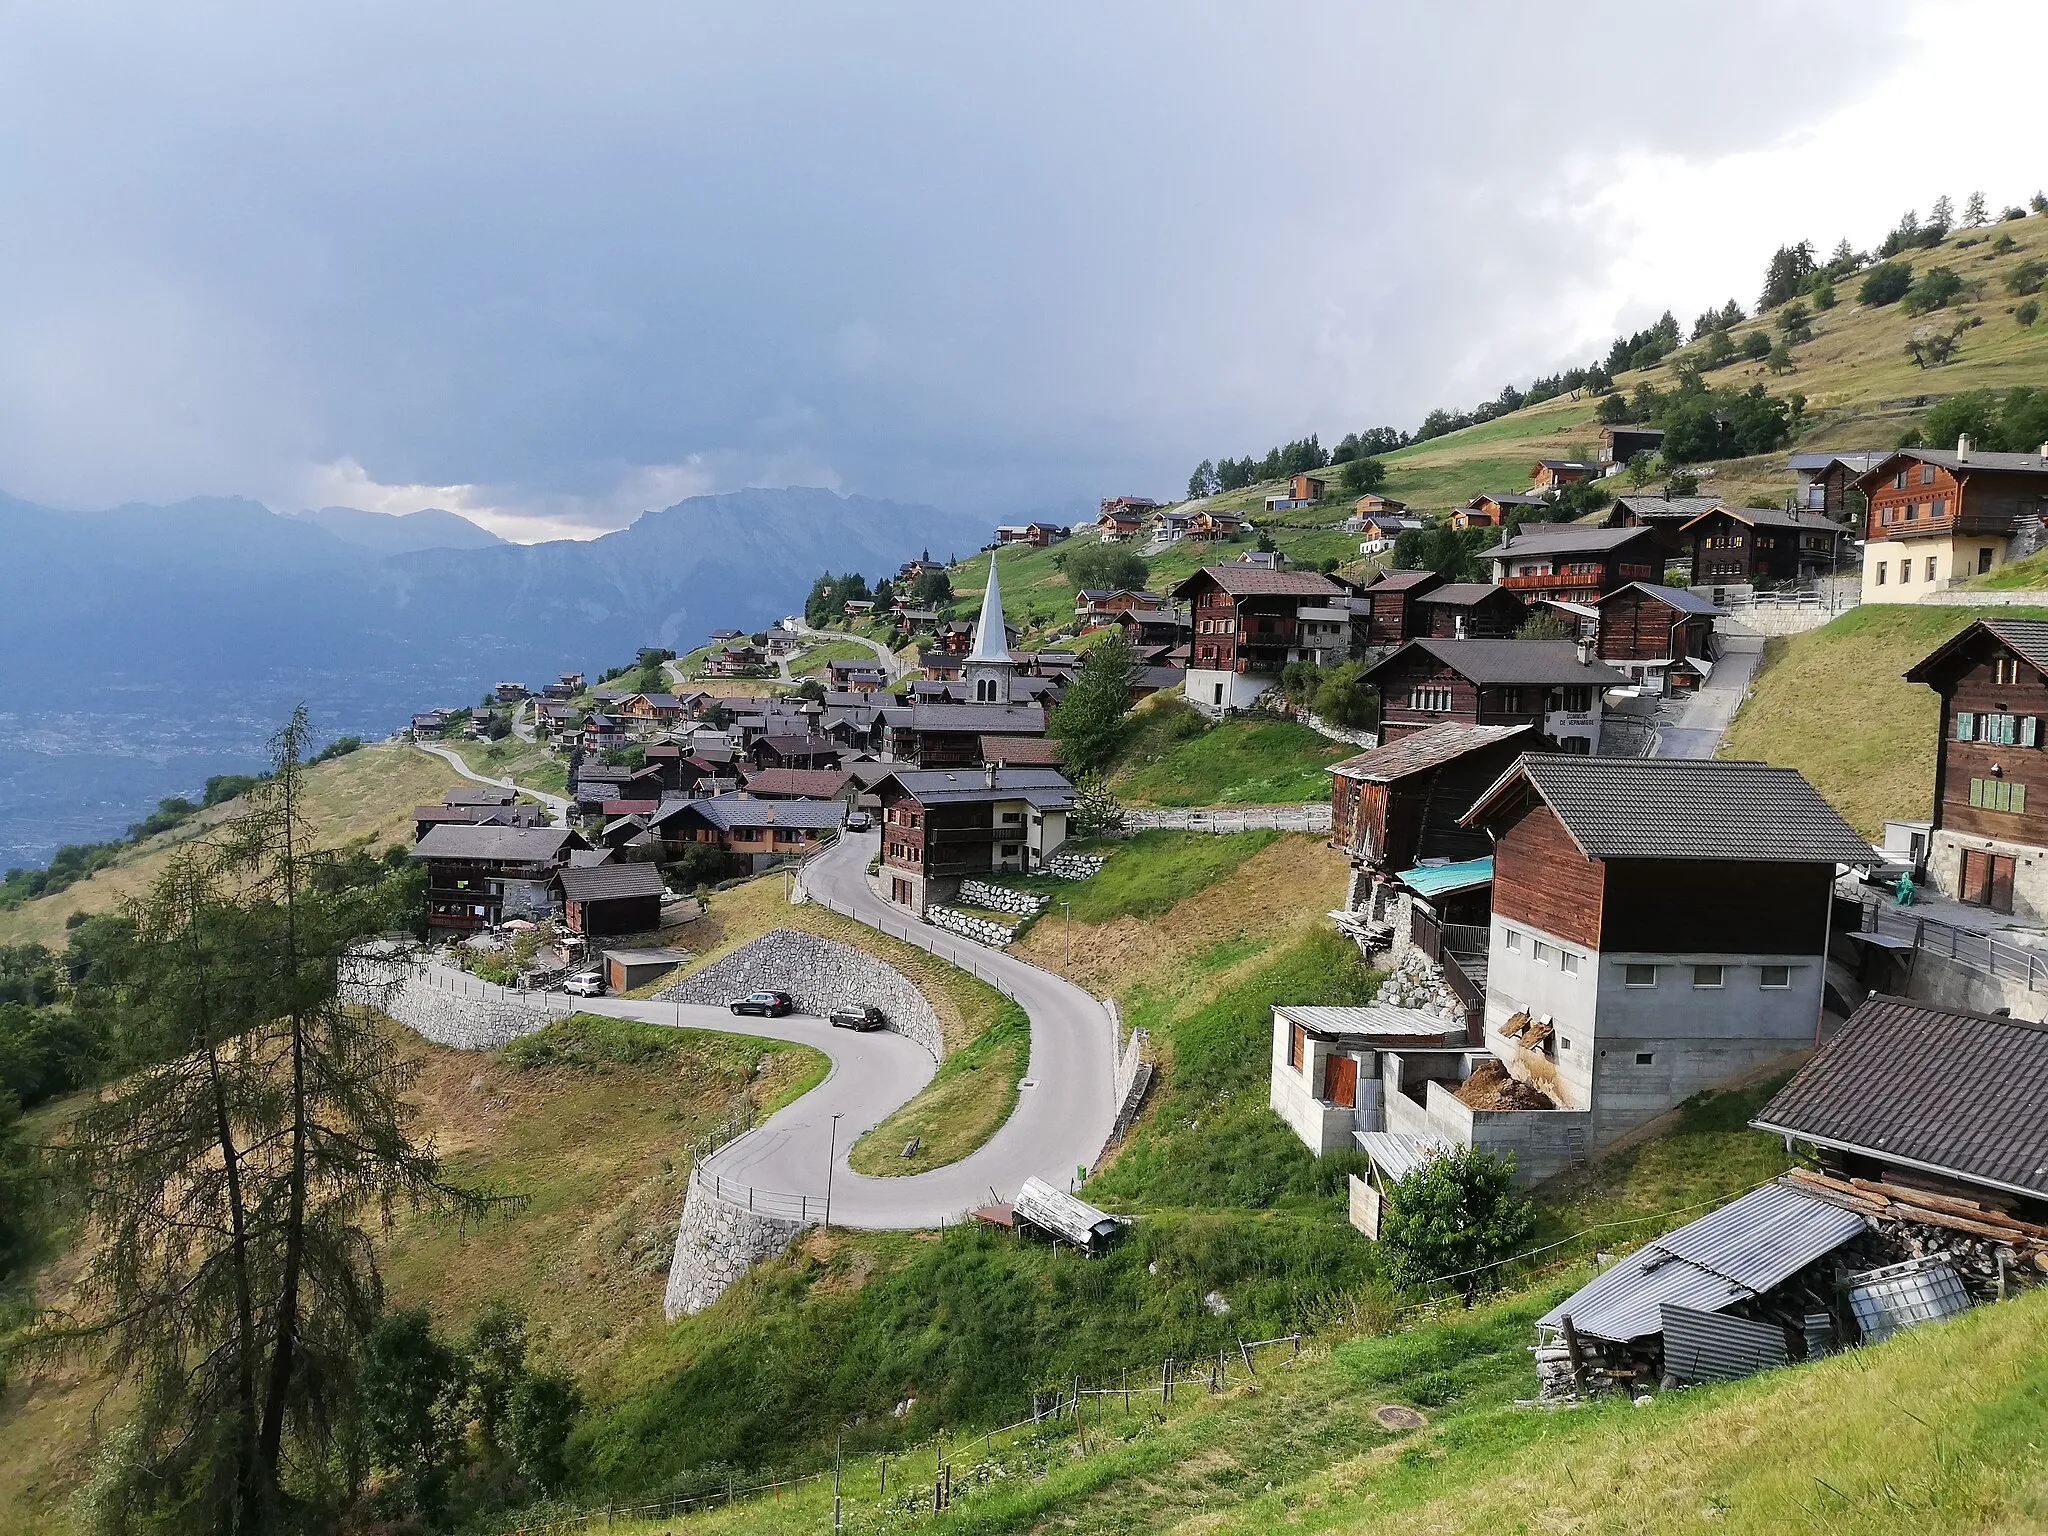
[1782,1169,2048,1294]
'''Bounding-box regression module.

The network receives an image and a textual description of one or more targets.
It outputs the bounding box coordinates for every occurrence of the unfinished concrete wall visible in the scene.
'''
[1902,948,2048,1024]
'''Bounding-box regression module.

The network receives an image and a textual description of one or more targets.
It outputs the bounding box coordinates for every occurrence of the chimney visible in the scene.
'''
[1576,638,1594,666]
[985,761,998,790]
[1957,433,1973,461]
[1454,614,1467,640]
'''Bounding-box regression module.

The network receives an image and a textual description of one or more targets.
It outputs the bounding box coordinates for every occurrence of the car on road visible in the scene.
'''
[829,1004,887,1031]
[730,990,796,1017]
[564,971,606,997]
[844,810,872,831]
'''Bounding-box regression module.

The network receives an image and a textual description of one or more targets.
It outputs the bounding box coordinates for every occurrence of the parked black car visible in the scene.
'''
[829,1004,887,1031]
[730,990,796,1017]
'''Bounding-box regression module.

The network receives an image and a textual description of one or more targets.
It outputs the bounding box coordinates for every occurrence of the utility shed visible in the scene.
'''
[604,947,690,992]
[557,862,668,937]
[1012,1176,1124,1256]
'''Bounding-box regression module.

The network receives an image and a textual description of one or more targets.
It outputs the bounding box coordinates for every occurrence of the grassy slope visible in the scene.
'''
[446,734,569,795]
[0,743,463,948]
[788,637,876,676]
[1719,602,2048,836]
[1106,703,1353,806]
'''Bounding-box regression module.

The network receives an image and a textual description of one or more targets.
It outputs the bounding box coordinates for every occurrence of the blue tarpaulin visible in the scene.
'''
[1397,857,1494,900]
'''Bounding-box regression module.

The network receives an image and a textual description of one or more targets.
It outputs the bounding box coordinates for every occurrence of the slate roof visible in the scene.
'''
[756,734,839,756]
[1172,566,1348,599]
[1468,493,1551,509]
[444,786,517,806]
[1364,568,1441,592]
[557,863,668,902]
[1684,504,1843,533]
[1415,582,1519,607]
[409,825,581,862]
[1536,1182,1869,1343]
[881,766,1074,808]
[1752,995,2048,1199]
[1597,581,1723,616]
[1609,494,1725,522]
[742,767,856,799]
[1365,638,1627,689]
[980,735,1064,765]
[671,793,846,832]
[1462,756,1876,864]
[909,702,1048,733]
[1330,722,1534,784]
[1493,524,1661,559]
[1787,450,1886,473]
[1904,618,2048,685]
[1856,447,2048,485]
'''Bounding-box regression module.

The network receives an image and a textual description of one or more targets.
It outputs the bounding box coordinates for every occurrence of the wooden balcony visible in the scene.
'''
[1500,569,1604,591]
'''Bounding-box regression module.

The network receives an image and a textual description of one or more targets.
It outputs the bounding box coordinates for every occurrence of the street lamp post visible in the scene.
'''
[1061,900,1072,975]
[824,1111,843,1228]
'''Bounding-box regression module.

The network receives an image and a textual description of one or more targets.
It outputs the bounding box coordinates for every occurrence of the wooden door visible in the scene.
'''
[1324,1053,1358,1109]
[1991,855,2017,914]
[1962,849,1992,906]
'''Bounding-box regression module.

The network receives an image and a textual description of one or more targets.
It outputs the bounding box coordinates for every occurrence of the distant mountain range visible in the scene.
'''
[0,487,981,869]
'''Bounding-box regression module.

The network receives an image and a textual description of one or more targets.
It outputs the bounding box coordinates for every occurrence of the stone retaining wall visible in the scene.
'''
[956,880,1048,915]
[928,906,1016,947]
[662,1174,804,1318]
[1044,852,1107,879]
[343,956,555,1051]
[658,929,944,1060]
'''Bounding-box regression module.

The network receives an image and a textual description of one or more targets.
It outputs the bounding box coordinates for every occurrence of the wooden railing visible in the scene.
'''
[1411,906,1485,1034]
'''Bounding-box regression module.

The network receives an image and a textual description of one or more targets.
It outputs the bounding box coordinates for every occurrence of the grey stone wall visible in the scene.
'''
[662,1175,805,1318]
[928,906,1015,947]
[658,929,945,1060]
[344,956,556,1051]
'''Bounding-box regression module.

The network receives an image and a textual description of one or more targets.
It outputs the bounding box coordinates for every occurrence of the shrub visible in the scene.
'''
[1859,260,1915,306]
[1903,265,1964,315]
[1740,330,1772,360]
[1992,232,2019,255]
[1381,1145,1537,1301]
[2019,300,2042,329]
[1063,542,1150,593]
[1341,456,1387,494]
[2006,260,2047,296]
[1811,280,1837,310]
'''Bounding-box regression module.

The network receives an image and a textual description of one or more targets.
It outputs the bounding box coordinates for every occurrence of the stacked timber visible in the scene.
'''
[1781,1169,2048,1291]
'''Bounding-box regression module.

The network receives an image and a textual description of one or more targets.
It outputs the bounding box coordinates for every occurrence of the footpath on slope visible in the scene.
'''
[410,739,573,824]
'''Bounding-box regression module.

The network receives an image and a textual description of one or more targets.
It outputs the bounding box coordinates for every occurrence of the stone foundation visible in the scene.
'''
[662,1174,805,1318]
[658,928,944,1060]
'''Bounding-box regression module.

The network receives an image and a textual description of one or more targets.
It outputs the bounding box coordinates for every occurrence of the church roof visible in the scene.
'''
[969,561,1012,664]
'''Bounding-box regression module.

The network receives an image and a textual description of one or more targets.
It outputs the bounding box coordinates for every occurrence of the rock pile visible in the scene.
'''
[658,929,944,1059]
[956,880,1048,915]
[1044,852,1106,880]
[1374,950,1465,1024]
[928,906,1016,948]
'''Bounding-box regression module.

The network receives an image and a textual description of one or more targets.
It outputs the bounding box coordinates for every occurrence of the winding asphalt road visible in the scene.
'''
[574,830,1121,1228]
[412,740,573,825]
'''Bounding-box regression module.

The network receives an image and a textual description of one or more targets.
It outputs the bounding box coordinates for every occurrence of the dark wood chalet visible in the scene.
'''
[1355,568,1442,647]
[1789,450,1886,519]
[1599,494,1726,565]
[1905,618,2048,916]
[408,824,587,933]
[1451,493,1548,532]
[1362,638,1626,751]
[748,734,844,772]
[1487,525,1662,602]
[1598,425,1664,466]
[1685,504,1843,586]
[1170,565,1359,692]
[1592,582,1720,692]
[1412,583,1528,640]
[876,767,1075,912]
[556,862,668,937]
[1329,723,1534,874]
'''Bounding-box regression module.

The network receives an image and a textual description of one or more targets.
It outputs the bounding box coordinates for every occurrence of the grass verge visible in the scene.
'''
[1107,708,1351,807]
[846,1002,1029,1176]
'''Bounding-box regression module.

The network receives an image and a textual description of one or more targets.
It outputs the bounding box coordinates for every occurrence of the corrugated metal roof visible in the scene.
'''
[1537,1182,1867,1343]
[1659,1303,1789,1385]
[1353,1131,1451,1181]
[1397,857,1494,900]
[1013,1177,1122,1250]
[1276,1004,1465,1040]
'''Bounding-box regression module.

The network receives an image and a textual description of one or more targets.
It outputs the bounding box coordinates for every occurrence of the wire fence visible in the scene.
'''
[1122,804,1333,834]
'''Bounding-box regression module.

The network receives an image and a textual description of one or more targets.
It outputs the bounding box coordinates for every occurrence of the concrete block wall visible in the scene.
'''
[658,928,945,1060]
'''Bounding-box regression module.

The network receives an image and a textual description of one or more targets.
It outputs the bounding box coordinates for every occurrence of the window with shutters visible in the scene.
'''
[1969,778,2028,813]
[1956,711,1975,741]
[1922,464,1937,484]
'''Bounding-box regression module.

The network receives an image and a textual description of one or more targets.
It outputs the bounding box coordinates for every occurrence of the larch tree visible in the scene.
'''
[35,711,494,1535]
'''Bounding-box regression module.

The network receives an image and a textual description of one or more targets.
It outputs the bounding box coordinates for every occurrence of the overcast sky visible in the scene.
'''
[0,0,2039,541]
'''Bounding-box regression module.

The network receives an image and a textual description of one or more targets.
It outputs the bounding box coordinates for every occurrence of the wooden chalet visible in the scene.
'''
[1351,493,1407,519]
[1363,638,1625,751]
[1329,722,1534,875]
[894,701,1047,768]
[1859,439,2048,598]
[1411,582,1527,640]
[409,824,587,934]
[1600,494,1725,565]
[1530,459,1597,491]
[876,766,1074,913]
[556,862,668,938]
[1188,508,1246,540]
[1357,568,1443,647]
[614,692,686,729]
[748,735,844,772]
[1357,513,1428,551]
[1592,582,1720,693]
[652,792,844,873]
[1172,564,1359,712]
[1597,425,1664,466]
[1488,524,1662,602]
[1074,587,1167,630]
[1904,618,2048,917]
[1788,450,1887,519]
[740,766,860,805]
[1685,505,1843,586]
[1264,472,1327,510]
[1451,492,1549,532]
[995,521,1067,546]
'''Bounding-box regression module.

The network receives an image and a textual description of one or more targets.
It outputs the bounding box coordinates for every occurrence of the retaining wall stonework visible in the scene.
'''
[955,880,1048,915]
[658,929,944,1060]
[662,1175,804,1318]
[343,957,554,1051]
[928,906,1016,947]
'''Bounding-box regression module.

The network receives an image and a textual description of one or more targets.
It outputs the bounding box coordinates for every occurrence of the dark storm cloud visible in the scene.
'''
[0,1,1915,530]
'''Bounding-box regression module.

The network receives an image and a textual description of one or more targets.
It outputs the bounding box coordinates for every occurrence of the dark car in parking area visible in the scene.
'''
[828,1004,887,1031]
[730,990,796,1017]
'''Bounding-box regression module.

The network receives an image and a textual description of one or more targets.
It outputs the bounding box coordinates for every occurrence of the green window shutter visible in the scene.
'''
[2026,717,2040,748]
[1971,778,1986,807]
[1957,711,1975,741]
[2016,784,2029,814]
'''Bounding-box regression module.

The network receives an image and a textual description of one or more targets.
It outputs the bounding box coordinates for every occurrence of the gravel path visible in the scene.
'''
[412,740,572,824]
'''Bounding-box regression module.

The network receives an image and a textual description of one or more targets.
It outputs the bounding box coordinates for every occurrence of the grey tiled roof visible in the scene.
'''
[880,766,1074,807]
[1753,995,2048,1199]
[1367,638,1627,688]
[1493,524,1661,559]
[1598,581,1723,616]
[557,862,668,902]
[1330,722,1533,783]
[410,825,580,862]
[909,702,1047,733]
[1172,566,1348,598]
[1464,756,1874,863]
[1610,494,1725,522]
[1415,583,1518,607]
[1857,447,2048,484]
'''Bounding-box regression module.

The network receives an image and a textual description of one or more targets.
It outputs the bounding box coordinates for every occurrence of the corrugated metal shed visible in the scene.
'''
[1354,1131,1450,1182]
[1659,1303,1789,1385]
[1846,1257,1970,1343]
[1537,1183,1868,1343]
[1397,858,1494,900]
[1276,1004,1465,1041]
[1013,1177,1123,1256]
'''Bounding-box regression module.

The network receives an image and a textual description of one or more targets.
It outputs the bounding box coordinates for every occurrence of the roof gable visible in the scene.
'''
[1905,617,2048,688]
